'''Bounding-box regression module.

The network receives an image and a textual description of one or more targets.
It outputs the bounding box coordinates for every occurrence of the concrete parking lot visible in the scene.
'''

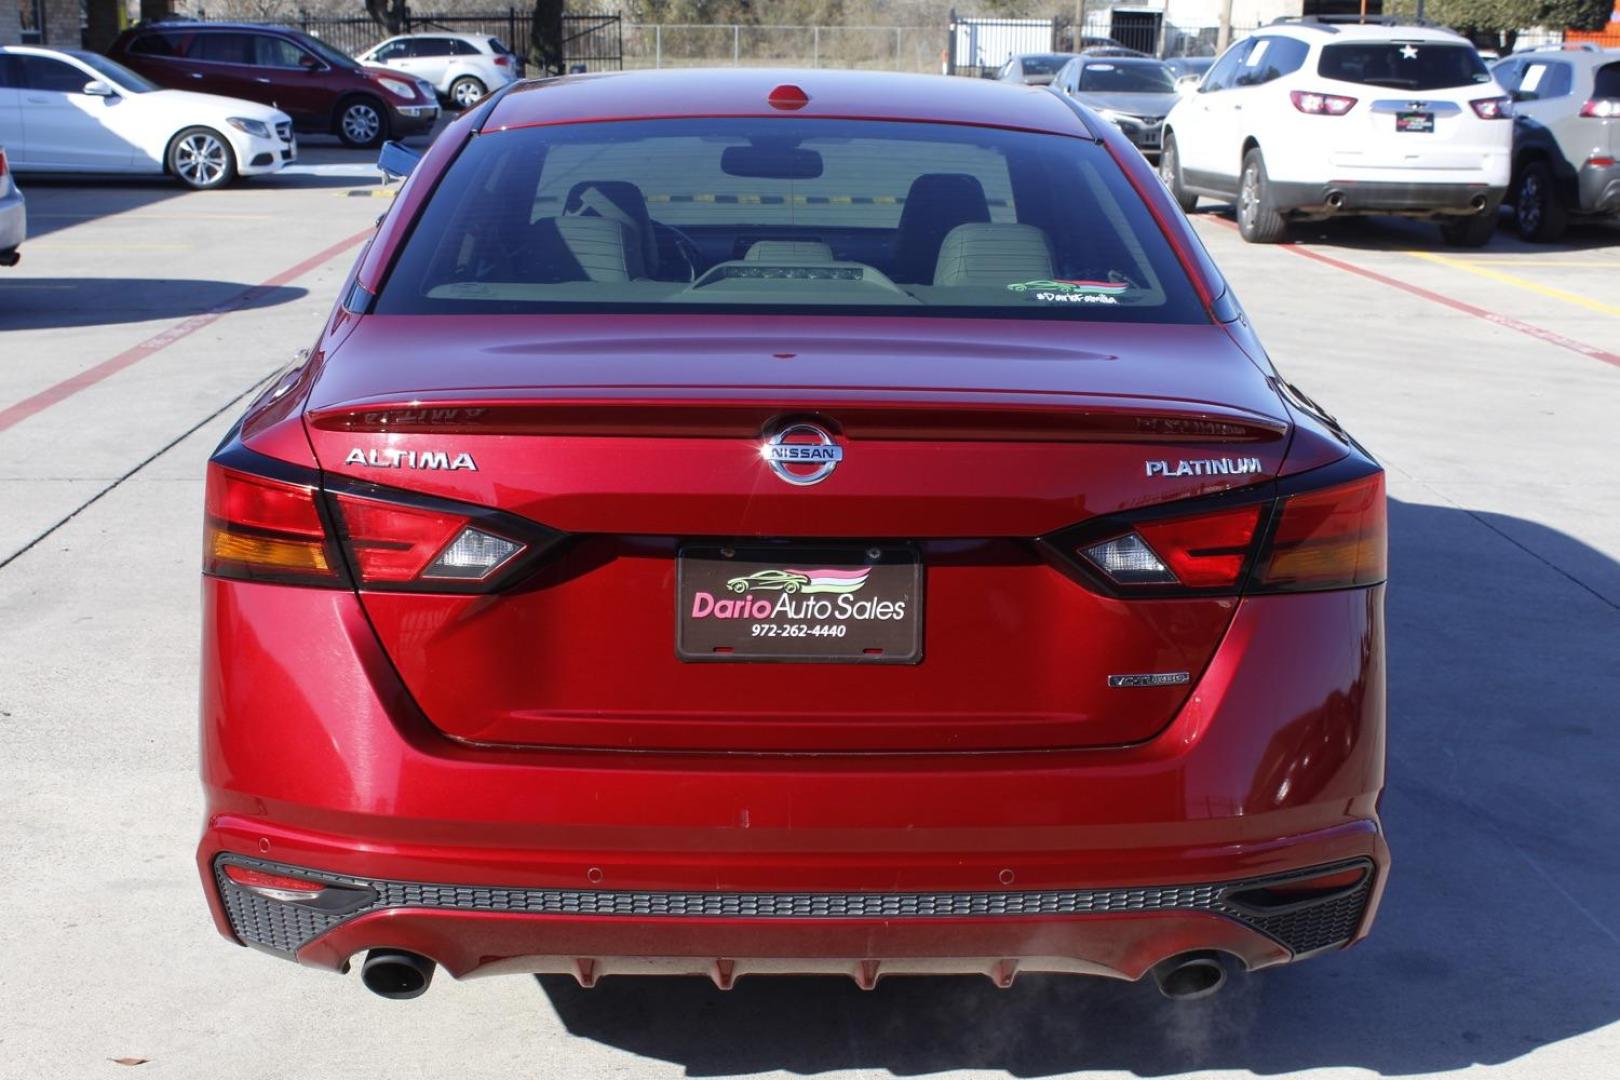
[1,133,1618,1079]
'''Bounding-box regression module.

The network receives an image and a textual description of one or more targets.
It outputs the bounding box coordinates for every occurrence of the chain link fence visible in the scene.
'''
[621,24,942,73]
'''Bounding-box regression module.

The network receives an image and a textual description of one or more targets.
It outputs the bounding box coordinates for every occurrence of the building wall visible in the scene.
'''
[6,0,31,46]
[37,0,83,46]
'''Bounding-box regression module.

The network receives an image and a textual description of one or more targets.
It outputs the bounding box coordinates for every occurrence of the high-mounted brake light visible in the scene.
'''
[768,84,810,110]
[1469,96,1512,119]
[1290,90,1357,116]
[204,461,344,587]
[1579,98,1620,119]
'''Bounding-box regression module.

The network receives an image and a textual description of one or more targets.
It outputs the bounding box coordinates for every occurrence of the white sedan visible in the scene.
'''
[0,46,295,190]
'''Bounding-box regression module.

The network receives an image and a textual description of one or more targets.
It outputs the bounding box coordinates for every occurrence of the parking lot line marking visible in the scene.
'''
[1405,250,1620,318]
[1205,218,1620,369]
[1466,258,1620,268]
[0,227,373,436]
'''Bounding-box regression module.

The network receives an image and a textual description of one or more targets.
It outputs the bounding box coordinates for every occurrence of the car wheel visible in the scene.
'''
[168,127,237,191]
[449,76,488,110]
[1158,133,1199,214]
[1514,161,1568,243]
[1439,211,1497,248]
[1236,148,1287,244]
[337,98,387,149]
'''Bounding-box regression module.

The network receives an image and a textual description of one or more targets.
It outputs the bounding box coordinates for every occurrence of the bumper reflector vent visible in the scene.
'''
[214,856,1374,960]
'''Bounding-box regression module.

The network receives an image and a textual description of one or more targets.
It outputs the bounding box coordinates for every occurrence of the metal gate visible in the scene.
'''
[561,13,622,72]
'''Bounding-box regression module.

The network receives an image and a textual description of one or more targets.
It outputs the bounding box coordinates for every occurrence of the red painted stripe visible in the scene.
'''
[0,228,373,435]
[1210,218,1620,368]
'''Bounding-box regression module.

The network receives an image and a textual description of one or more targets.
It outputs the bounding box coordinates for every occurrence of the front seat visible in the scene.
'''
[564,180,661,278]
[891,173,992,284]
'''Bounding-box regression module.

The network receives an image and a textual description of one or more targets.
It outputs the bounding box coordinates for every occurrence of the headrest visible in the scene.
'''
[932,223,1054,286]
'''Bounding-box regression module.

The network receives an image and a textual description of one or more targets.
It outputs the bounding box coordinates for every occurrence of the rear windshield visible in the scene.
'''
[1318,42,1491,91]
[374,118,1206,324]
[1019,55,1070,75]
[1596,62,1620,99]
[1078,61,1175,93]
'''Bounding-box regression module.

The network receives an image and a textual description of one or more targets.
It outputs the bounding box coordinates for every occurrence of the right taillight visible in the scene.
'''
[1057,465,1386,597]
[1255,472,1386,592]
[1579,98,1620,118]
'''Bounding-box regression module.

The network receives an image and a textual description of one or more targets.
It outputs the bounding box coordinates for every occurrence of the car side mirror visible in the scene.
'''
[1176,75,1200,95]
[300,55,321,72]
[83,80,115,98]
[377,140,422,181]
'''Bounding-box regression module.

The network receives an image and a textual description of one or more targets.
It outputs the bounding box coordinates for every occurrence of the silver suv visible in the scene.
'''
[1491,47,1620,241]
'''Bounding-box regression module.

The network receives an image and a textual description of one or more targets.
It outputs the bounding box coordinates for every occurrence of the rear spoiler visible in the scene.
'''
[307,393,1289,444]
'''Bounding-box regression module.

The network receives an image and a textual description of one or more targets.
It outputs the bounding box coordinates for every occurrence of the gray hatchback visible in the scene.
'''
[1491,47,1620,241]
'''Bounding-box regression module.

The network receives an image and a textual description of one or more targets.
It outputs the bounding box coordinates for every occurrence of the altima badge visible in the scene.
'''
[344,447,478,471]
[761,422,842,486]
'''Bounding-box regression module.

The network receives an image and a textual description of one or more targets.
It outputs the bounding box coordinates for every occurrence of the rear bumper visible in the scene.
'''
[198,578,1389,985]
[1270,178,1505,216]
[1578,160,1620,216]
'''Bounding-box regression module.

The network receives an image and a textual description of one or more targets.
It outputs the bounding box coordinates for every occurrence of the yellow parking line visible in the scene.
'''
[1467,258,1620,268]
[1405,250,1620,318]
[28,243,192,252]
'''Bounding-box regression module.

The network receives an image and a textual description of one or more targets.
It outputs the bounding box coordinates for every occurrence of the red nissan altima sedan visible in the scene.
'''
[198,69,1388,1001]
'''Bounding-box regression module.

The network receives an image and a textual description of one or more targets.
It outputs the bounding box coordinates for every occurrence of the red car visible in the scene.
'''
[108,21,438,148]
[199,70,1389,1002]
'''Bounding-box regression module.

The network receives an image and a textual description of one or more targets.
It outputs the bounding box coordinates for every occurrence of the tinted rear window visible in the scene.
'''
[1019,55,1070,76]
[374,118,1206,324]
[1318,42,1490,91]
[1596,62,1620,99]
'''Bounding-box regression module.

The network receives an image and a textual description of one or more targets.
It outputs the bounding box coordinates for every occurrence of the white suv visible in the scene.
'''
[1160,17,1512,245]
[358,33,519,110]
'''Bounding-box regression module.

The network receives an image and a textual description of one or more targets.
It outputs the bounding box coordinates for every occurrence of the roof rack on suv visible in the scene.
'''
[1266,15,1465,38]
[1514,41,1602,53]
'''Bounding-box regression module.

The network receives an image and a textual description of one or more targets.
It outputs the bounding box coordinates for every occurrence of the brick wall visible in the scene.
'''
[39,0,82,47]
[4,0,28,46]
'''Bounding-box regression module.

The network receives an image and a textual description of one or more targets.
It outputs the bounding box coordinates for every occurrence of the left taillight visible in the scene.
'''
[204,457,346,587]
[204,445,560,592]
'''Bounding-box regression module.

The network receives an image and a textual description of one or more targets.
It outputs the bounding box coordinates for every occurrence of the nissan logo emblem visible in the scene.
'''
[760,422,843,486]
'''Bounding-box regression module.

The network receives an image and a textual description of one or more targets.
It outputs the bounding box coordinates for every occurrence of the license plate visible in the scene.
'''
[1396,111,1434,133]
[677,543,922,664]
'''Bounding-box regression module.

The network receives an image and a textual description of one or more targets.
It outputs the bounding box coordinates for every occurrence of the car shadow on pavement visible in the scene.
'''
[1197,201,1620,253]
[535,497,1620,1077]
[0,277,305,330]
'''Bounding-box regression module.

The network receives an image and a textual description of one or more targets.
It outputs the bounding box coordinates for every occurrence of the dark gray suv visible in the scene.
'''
[1491,47,1620,241]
